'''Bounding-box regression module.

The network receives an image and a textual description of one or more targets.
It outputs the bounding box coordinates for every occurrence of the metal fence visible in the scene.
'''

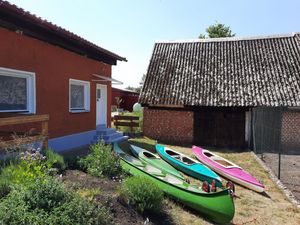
[252,107,300,200]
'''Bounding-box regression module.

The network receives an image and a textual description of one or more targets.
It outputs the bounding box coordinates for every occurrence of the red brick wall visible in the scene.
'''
[0,27,112,138]
[281,110,300,151]
[143,107,194,144]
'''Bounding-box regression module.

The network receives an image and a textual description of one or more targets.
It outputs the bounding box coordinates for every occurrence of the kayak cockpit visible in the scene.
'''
[166,149,195,165]
[142,151,159,159]
[203,150,239,168]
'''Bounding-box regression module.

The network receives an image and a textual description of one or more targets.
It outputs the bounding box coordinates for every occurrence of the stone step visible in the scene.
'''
[96,128,117,135]
[90,135,128,145]
[106,135,128,144]
[93,132,122,141]
[96,124,107,129]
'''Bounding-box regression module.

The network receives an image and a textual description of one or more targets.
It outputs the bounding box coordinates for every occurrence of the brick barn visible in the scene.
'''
[139,34,300,149]
[0,1,127,151]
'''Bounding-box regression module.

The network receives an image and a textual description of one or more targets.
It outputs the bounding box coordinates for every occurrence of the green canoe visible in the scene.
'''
[114,143,235,224]
[129,144,184,180]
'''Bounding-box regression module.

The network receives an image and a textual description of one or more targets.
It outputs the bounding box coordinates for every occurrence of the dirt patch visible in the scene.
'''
[62,170,175,225]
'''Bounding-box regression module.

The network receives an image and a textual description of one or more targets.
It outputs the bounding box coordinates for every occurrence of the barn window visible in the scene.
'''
[69,79,90,112]
[0,67,35,113]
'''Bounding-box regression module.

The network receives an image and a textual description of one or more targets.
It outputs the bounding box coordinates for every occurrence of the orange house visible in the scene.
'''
[0,1,127,151]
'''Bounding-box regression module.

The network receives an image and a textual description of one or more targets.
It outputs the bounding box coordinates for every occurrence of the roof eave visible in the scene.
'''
[0,1,126,65]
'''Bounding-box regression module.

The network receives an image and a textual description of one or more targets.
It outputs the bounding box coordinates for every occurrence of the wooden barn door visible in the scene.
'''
[194,108,246,148]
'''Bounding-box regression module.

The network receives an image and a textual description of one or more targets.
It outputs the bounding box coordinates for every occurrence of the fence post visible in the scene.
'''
[277,107,283,179]
[41,120,49,149]
[252,108,257,154]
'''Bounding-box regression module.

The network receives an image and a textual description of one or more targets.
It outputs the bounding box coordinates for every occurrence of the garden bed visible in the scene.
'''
[2,138,299,225]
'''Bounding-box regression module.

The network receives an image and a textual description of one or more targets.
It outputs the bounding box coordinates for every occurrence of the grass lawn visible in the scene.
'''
[129,137,300,225]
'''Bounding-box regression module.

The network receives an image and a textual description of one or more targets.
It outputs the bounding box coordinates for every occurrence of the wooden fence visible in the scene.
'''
[0,114,49,149]
[113,115,139,133]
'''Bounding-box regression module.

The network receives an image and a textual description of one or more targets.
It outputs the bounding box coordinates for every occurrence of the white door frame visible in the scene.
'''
[96,84,107,126]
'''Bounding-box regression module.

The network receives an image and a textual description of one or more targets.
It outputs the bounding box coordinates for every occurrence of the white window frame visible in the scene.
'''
[0,67,36,113]
[69,79,90,113]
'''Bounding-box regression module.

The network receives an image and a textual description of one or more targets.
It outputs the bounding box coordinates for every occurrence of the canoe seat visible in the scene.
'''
[145,165,164,176]
[122,154,144,167]
[214,159,233,167]
[164,174,183,185]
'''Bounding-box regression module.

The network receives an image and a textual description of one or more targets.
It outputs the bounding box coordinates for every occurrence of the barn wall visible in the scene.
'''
[0,27,112,140]
[193,107,247,149]
[281,110,300,151]
[143,107,194,144]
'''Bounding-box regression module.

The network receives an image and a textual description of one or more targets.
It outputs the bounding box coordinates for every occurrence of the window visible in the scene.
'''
[69,79,90,112]
[0,67,35,113]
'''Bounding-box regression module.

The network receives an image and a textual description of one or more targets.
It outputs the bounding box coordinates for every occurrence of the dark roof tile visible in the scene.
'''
[140,34,300,107]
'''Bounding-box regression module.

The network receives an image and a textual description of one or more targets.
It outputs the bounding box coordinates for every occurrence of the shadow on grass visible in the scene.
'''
[259,191,272,199]
[143,210,177,225]
[128,139,157,153]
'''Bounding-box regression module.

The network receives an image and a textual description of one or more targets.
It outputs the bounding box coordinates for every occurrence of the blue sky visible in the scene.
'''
[7,0,300,88]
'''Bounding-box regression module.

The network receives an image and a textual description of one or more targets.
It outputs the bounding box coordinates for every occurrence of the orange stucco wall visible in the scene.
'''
[0,27,112,138]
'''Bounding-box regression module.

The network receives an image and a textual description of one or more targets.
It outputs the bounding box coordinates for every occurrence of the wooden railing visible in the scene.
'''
[113,115,139,133]
[0,114,49,149]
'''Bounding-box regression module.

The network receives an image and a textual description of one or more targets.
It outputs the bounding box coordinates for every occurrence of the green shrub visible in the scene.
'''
[0,180,11,198]
[0,177,113,225]
[0,160,46,187]
[43,148,66,173]
[0,190,47,225]
[119,176,163,213]
[64,155,82,170]
[24,177,70,212]
[48,195,113,225]
[81,142,123,178]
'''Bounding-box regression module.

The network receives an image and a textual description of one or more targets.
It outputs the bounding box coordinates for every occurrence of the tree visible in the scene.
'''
[199,22,235,39]
[125,74,146,93]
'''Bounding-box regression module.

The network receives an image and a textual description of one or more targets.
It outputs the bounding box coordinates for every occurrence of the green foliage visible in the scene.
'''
[0,177,113,225]
[0,191,46,225]
[43,148,67,173]
[0,160,46,186]
[24,177,69,212]
[0,180,11,198]
[64,155,82,170]
[48,195,113,225]
[0,148,67,188]
[119,176,163,214]
[81,142,123,178]
[199,22,235,38]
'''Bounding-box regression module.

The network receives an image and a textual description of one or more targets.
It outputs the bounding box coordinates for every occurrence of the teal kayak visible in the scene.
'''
[155,144,223,187]
[129,144,184,180]
[113,142,235,224]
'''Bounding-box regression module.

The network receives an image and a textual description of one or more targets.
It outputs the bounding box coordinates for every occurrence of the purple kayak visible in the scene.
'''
[192,146,264,193]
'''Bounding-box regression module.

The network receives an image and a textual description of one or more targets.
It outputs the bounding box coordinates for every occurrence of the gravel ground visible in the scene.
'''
[258,153,300,200]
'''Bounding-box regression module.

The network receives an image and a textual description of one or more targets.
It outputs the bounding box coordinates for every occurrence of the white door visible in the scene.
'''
[96,84,107,126]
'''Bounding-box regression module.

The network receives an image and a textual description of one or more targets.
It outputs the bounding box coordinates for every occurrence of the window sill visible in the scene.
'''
[69,110,90,114]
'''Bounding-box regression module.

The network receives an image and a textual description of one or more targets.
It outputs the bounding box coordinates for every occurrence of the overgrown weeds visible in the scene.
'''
[80,142,123,178]
[119,176,164,214]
